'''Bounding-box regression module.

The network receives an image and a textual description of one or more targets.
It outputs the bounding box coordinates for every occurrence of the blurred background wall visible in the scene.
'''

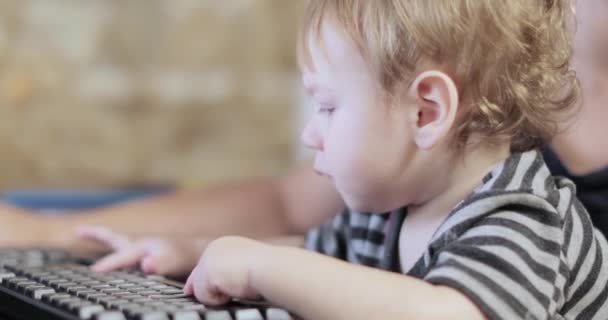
[0,0,304,190]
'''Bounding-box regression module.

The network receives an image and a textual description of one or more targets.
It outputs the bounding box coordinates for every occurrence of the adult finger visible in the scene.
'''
[75,225,131,250]
[90,245,146,272]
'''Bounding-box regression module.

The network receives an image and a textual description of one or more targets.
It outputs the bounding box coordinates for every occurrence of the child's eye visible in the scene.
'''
[318,104,335,116]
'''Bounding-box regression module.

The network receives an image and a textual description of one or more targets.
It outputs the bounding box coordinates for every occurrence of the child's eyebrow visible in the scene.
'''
[304,82,333,97]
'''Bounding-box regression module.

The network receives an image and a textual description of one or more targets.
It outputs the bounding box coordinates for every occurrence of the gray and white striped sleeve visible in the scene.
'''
[304,210,349,260]
[424,207,565,320]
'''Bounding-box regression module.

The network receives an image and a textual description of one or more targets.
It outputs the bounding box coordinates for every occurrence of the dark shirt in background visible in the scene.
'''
[543,147,608,238]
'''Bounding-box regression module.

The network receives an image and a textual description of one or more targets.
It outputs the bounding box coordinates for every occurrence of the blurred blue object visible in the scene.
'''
[0,186,173,211]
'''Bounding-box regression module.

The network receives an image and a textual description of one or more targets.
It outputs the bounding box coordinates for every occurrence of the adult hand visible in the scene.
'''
[76,225,203,278]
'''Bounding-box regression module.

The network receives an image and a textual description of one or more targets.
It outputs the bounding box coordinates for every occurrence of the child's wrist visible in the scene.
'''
[248,241,278,296]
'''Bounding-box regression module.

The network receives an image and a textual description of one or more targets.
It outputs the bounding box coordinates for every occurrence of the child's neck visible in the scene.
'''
[408,142,510,220]
[397,142,510,273]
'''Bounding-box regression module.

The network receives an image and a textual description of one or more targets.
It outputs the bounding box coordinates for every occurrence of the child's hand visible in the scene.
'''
[183,236,269,305]
[75,225,201,278]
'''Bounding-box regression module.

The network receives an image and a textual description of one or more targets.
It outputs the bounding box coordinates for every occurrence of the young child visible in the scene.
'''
[79,1,608,319]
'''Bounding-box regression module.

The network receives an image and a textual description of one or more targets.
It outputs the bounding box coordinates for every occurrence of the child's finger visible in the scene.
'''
[202,281,231,306]
[183,273,194,295]
[75,225,131,250]
[90,245,146,272]
[186,268,230,305]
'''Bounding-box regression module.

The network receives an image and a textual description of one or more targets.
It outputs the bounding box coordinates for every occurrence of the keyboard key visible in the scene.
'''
[59,297,87,311]
[173,302,206,312]
[107,279,126,285]
[171,310,201,320]
[148,284,171,290]
[67,286,88,294]
[15,281,39,293]
[77,290,99,298]
[93,311,127,320]
[31,287,56,299]
[67,300,97,314]
[40,276,62,285]
[23,284,47,296]
[84,292,108,301]
[97,297,127,308]
[3,265,26,275]
[133,311,170,320]
[100,288,122,294]
[28,271,53,281]
[94,296,116,305]
[54,281,79,290]
[46,278,69,286]
[111,292,134,297]
[164,298,194,304]
[266,308,292,320]
[120,293,144,300]
[4,276,27,287]
[108,301,139,310]
[116,302,143,312]
[156,293,190,299]
[42,293,71,304]
[205,311,233,320]
[73,276,95,283]
[91,284,113,290]
[133,297,154,304]
[149,293,189,299]
[76,304,105,319]
[53,270,76,276]
[81,280,103,286]
[160,288,183,294]
[0,271,16,283]
[7,278,34,290]
[136,290,159,296]
[235,309,263,320]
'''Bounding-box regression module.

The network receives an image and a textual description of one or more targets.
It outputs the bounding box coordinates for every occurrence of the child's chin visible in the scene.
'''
[343,197,387,214]
[342,196,400,214]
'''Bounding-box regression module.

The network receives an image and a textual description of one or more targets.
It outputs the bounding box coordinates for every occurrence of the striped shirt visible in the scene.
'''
[305,149,608,320]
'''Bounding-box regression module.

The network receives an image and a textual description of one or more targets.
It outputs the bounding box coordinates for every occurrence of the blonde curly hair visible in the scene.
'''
[298,0,579,152]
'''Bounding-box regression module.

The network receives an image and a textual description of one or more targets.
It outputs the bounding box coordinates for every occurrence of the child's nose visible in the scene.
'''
[301,121,324,151]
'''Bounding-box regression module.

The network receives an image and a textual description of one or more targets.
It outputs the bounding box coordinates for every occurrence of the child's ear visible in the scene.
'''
[409,70,459,149]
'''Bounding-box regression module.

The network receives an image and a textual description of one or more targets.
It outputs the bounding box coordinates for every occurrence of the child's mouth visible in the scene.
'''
[314,169,331,179]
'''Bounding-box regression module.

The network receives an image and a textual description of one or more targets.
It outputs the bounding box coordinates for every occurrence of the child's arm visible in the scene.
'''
[185,236,486,320]
[253,245,486,320]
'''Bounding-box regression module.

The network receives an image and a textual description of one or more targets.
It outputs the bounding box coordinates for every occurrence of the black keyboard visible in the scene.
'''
[0,249,294,320]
